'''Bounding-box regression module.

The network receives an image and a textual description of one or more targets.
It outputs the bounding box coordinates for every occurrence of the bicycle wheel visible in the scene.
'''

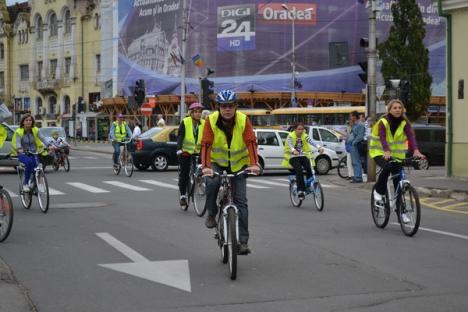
[192,176,207,217]
[218,213,228,264]
[18,169,32,209]
[312,181,324,211]
[114,155,122,175]
[289,180,303,207]
[226,207,238,280]
[63,156,70,172]
[0,189,14,242]
[337,157,349,179]
[53,159,59,171]
[399,184,421,237]
[124,153,134,177]
[370,185,390,228]
[36,171,49,213]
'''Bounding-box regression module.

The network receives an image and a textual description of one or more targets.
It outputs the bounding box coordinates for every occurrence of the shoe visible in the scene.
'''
[238,243,251,255]
[298,191,305,200]
[205,215,217,229]
[179,195,187,207]
[373,190,383,202]
[350,179,363,183]
[22,184,30,193]
[401,213,411,224]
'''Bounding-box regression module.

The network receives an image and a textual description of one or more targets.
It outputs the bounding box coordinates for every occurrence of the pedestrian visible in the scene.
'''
[359,113,369,178]
[347,111,365,183]
[132,120,142,138]
[344,121,354,180]
[156,114,166,127]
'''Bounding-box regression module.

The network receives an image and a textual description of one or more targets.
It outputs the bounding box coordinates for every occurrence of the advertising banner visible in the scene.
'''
[217,4,256,52]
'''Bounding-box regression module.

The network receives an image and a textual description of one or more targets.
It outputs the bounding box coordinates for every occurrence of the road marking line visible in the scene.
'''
[247,183,270,189]
[68,156,77,159]
[83,156,98,159]
[250,180,288,187]
[4,189,18,198]
[139,180,178,190]
[49,188,65,195]
[430,198,456,205]
[103,181,152,191]
[172,178,178,182]
[66,182,110,193]
[71,166,112,170]
[444,202,468,210]
[96,232,149,262]
[390,223,468,240]
[273,178,289,182]
[321,184,339,188]
[420,198,468,216]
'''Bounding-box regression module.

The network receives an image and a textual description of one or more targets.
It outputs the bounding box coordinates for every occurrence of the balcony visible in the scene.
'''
[35,78,61,93]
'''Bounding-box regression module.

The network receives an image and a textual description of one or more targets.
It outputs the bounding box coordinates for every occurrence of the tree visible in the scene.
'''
[377,0,432,121]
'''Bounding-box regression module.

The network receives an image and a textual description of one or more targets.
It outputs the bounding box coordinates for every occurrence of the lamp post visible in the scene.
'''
[281,4,313,107]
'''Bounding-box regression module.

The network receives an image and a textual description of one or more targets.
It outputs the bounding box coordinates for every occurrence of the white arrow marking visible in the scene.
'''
[96,233,191,292]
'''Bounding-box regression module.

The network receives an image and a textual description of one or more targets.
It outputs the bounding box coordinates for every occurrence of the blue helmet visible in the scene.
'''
[216,90,236,104]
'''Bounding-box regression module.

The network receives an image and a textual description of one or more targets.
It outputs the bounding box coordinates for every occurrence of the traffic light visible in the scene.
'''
[77,96,85,113]
[400,80,410,105]
[358,61,368,84]
[134,79,146,106]
[360,37,369,48]
[201,78,214,107]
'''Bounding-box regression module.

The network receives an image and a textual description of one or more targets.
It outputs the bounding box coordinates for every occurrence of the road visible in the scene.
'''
[1,150,468,312]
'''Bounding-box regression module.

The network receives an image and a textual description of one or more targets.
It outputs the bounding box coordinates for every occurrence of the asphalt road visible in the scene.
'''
[1,150,468,312]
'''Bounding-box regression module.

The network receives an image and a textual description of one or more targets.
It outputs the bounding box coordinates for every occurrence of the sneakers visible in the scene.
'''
[297,191,305,200]
[401,213,411,224]
[179,195,187,207]
[22,184,30,193]
[373,190,383,202]
[205,215,217,229]
[238,243,251,255]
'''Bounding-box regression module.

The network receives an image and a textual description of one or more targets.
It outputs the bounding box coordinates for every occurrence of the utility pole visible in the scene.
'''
[367,0,378,182]
[179,0,188,121]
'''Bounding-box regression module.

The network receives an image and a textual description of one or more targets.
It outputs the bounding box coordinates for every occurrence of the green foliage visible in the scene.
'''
[377,0,432,121]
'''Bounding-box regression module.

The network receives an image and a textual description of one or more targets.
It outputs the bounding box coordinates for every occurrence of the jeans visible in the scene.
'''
[112,142,124,165]
[373,156,402,195]
[289,156,313,192]
[359,141,368,174]
[178,154,192,196]
[351,144,363,181]
[204,164,249,243]
[18,154,38,185]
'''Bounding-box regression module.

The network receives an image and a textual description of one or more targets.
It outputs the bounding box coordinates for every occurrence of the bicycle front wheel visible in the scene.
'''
[53,159,60,171]
[289,180,303,207]
[337,157,349,179]
[18,169,32,209]
[312,181,324,211]
[226,208,238,280]
[370,185,390,229]
[36,172,49,213]
[63,156,70,172]
[399,184,421,237]
[124,154,134,177]
[192,176,207,217]
[0,189,14,242]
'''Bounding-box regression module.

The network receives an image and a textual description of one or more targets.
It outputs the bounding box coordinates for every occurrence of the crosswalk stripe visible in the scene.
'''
[83,156,98,159]
[250,179,288,187]
[139,180,178,190]
[49,188,65,195]
[68,156,77,159]
[66,182,110,193]
[247,183,269,189]
[103,181,152,191]
[273,178,289,182]
[4,189,18,198]
[321,184,339,188]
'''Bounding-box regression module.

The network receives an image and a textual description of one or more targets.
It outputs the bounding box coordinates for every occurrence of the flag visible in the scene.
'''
[192,54,204,68]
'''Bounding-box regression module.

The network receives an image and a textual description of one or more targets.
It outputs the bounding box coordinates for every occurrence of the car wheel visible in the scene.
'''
[151,154,169,171]
[135,163,149,171]
[315,156,331,175]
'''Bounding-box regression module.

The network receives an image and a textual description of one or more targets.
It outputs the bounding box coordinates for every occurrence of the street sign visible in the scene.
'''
[140,104,153,116]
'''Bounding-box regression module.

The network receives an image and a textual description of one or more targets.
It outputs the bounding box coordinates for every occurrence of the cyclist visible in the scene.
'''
[282,122,324,200]
[109,114,132,169]
[176,102,205,207]
[201,90,260,255]
[369,99,425,223]
[48,130,70,161]
[11,114,47,192]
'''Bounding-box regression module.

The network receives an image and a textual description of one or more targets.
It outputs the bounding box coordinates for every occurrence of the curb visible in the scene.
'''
[416,186,468,202]
[71,146,113,155]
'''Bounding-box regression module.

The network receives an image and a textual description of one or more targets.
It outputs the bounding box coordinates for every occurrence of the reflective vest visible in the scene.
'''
[11,127,46,156]
[282,131,314,168]
[113,121,127,142]
[369,117,407,161]
[0,125,6,148]
[182,116,205,154]
[209,111,249,172]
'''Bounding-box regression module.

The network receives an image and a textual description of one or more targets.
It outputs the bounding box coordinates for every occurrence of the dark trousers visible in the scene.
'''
[373,156,402,195]
[359,141,368,174]
[290,156,313,192]
[178,154,192,196]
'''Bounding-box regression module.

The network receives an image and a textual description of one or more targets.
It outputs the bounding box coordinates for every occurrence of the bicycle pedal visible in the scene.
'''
[214,233,219,240]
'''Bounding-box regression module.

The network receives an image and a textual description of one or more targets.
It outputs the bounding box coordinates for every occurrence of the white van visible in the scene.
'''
[254,128,339,175]
[287,125,346,157]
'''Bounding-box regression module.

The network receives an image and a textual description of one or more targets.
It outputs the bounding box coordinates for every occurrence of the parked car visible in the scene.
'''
[255,128,340,175]
[410,124,445,166]
[131,126,178,171]
[287,125,346,157]
[0,123,19,167]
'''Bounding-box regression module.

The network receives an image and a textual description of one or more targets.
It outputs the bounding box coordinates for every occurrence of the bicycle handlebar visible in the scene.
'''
[204,169,258,178]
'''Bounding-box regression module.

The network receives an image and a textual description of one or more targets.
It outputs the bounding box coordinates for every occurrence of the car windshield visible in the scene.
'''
[39,127,66,138]
[138,127,162,139]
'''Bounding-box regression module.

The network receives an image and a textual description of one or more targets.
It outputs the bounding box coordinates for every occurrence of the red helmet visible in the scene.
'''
[189,102,203,110]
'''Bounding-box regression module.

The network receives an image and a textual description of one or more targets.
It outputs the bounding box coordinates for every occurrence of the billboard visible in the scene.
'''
[117,0,446,96]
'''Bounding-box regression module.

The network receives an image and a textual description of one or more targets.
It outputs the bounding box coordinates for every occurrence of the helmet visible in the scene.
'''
[216,90,236,104]
[117,114,124,118]
[189,102,203,110]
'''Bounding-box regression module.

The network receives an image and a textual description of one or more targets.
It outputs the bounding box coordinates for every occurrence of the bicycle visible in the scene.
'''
[289,168,324,211]
[16,151,50,213]
[113,139,134,177]
[180,154,207,217]
[210,169,254,280]
[0,185,14,242]
[52,146,70,172]
[337,155,350,179]
[370,157,421,237]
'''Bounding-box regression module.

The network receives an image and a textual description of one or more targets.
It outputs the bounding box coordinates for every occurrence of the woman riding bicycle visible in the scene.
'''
[282,122,323,200]
[11,114,48,192]
[369,99,425,222]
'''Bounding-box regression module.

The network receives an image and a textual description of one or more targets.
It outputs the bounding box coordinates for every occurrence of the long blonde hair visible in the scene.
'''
[385,99,411,125]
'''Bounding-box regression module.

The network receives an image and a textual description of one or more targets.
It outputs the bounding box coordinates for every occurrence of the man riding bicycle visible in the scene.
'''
[369,99,425,223]
[282,122,323,200]
[109,114,132,168]
[176,102,205,207]
[48,131,70,162]
[201,90,260,255]
[11,114,48,192]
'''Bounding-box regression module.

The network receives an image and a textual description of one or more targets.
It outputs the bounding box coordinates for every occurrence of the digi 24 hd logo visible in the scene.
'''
[217,4,256,52]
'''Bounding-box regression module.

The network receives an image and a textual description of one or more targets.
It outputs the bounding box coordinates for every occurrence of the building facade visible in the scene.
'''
[0,0,104,139]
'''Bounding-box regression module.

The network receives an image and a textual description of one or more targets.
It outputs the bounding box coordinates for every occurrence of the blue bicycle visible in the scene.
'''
[288,170,324,211]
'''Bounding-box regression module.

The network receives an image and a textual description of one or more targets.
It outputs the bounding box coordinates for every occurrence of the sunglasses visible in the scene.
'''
[219,103,235,109]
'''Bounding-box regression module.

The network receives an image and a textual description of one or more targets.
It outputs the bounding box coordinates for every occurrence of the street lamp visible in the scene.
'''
[281,4,314,107]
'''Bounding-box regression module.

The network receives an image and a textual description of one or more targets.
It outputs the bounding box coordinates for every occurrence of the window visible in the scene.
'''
[64,10,71,34]
[49,96,57,114]
[0,72,4,89]
[278,132,289,145]
[37,61,43,80]
[64,57,71,77]
[49,59,57,78]
[36,97,43,114]
[0,43,4,59]
[312,128,320,141]
[319,128,340,143]
[36,16,43,40]
[257,132,279,146]
[63,95,70,113]
[23,97,31,110]
[20,65,29,81]
[94,13,100,30]
[96,54,101,73]
[49,13,58,37]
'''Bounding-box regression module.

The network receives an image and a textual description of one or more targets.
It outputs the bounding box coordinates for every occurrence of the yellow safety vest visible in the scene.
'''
[113,121,127,142]
[368,117,408,161]
[209,111,250,172]
[11,127,46,156]
[282,131,314,168]
[182,116,205,154]
[0,125,6,148]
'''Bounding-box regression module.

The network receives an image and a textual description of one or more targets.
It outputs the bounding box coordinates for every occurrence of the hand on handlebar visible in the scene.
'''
[383,151,392,161]
[202,167,214,177]
[413,150,426,160]
[246,164,261,175]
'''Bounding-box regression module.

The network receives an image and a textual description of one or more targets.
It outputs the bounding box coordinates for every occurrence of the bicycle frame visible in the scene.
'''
[217,173,240,243]
[383,163,411,211]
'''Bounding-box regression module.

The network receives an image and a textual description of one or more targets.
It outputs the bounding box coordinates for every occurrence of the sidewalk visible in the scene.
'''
[0,259,36,312]
[70,141,113,155]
